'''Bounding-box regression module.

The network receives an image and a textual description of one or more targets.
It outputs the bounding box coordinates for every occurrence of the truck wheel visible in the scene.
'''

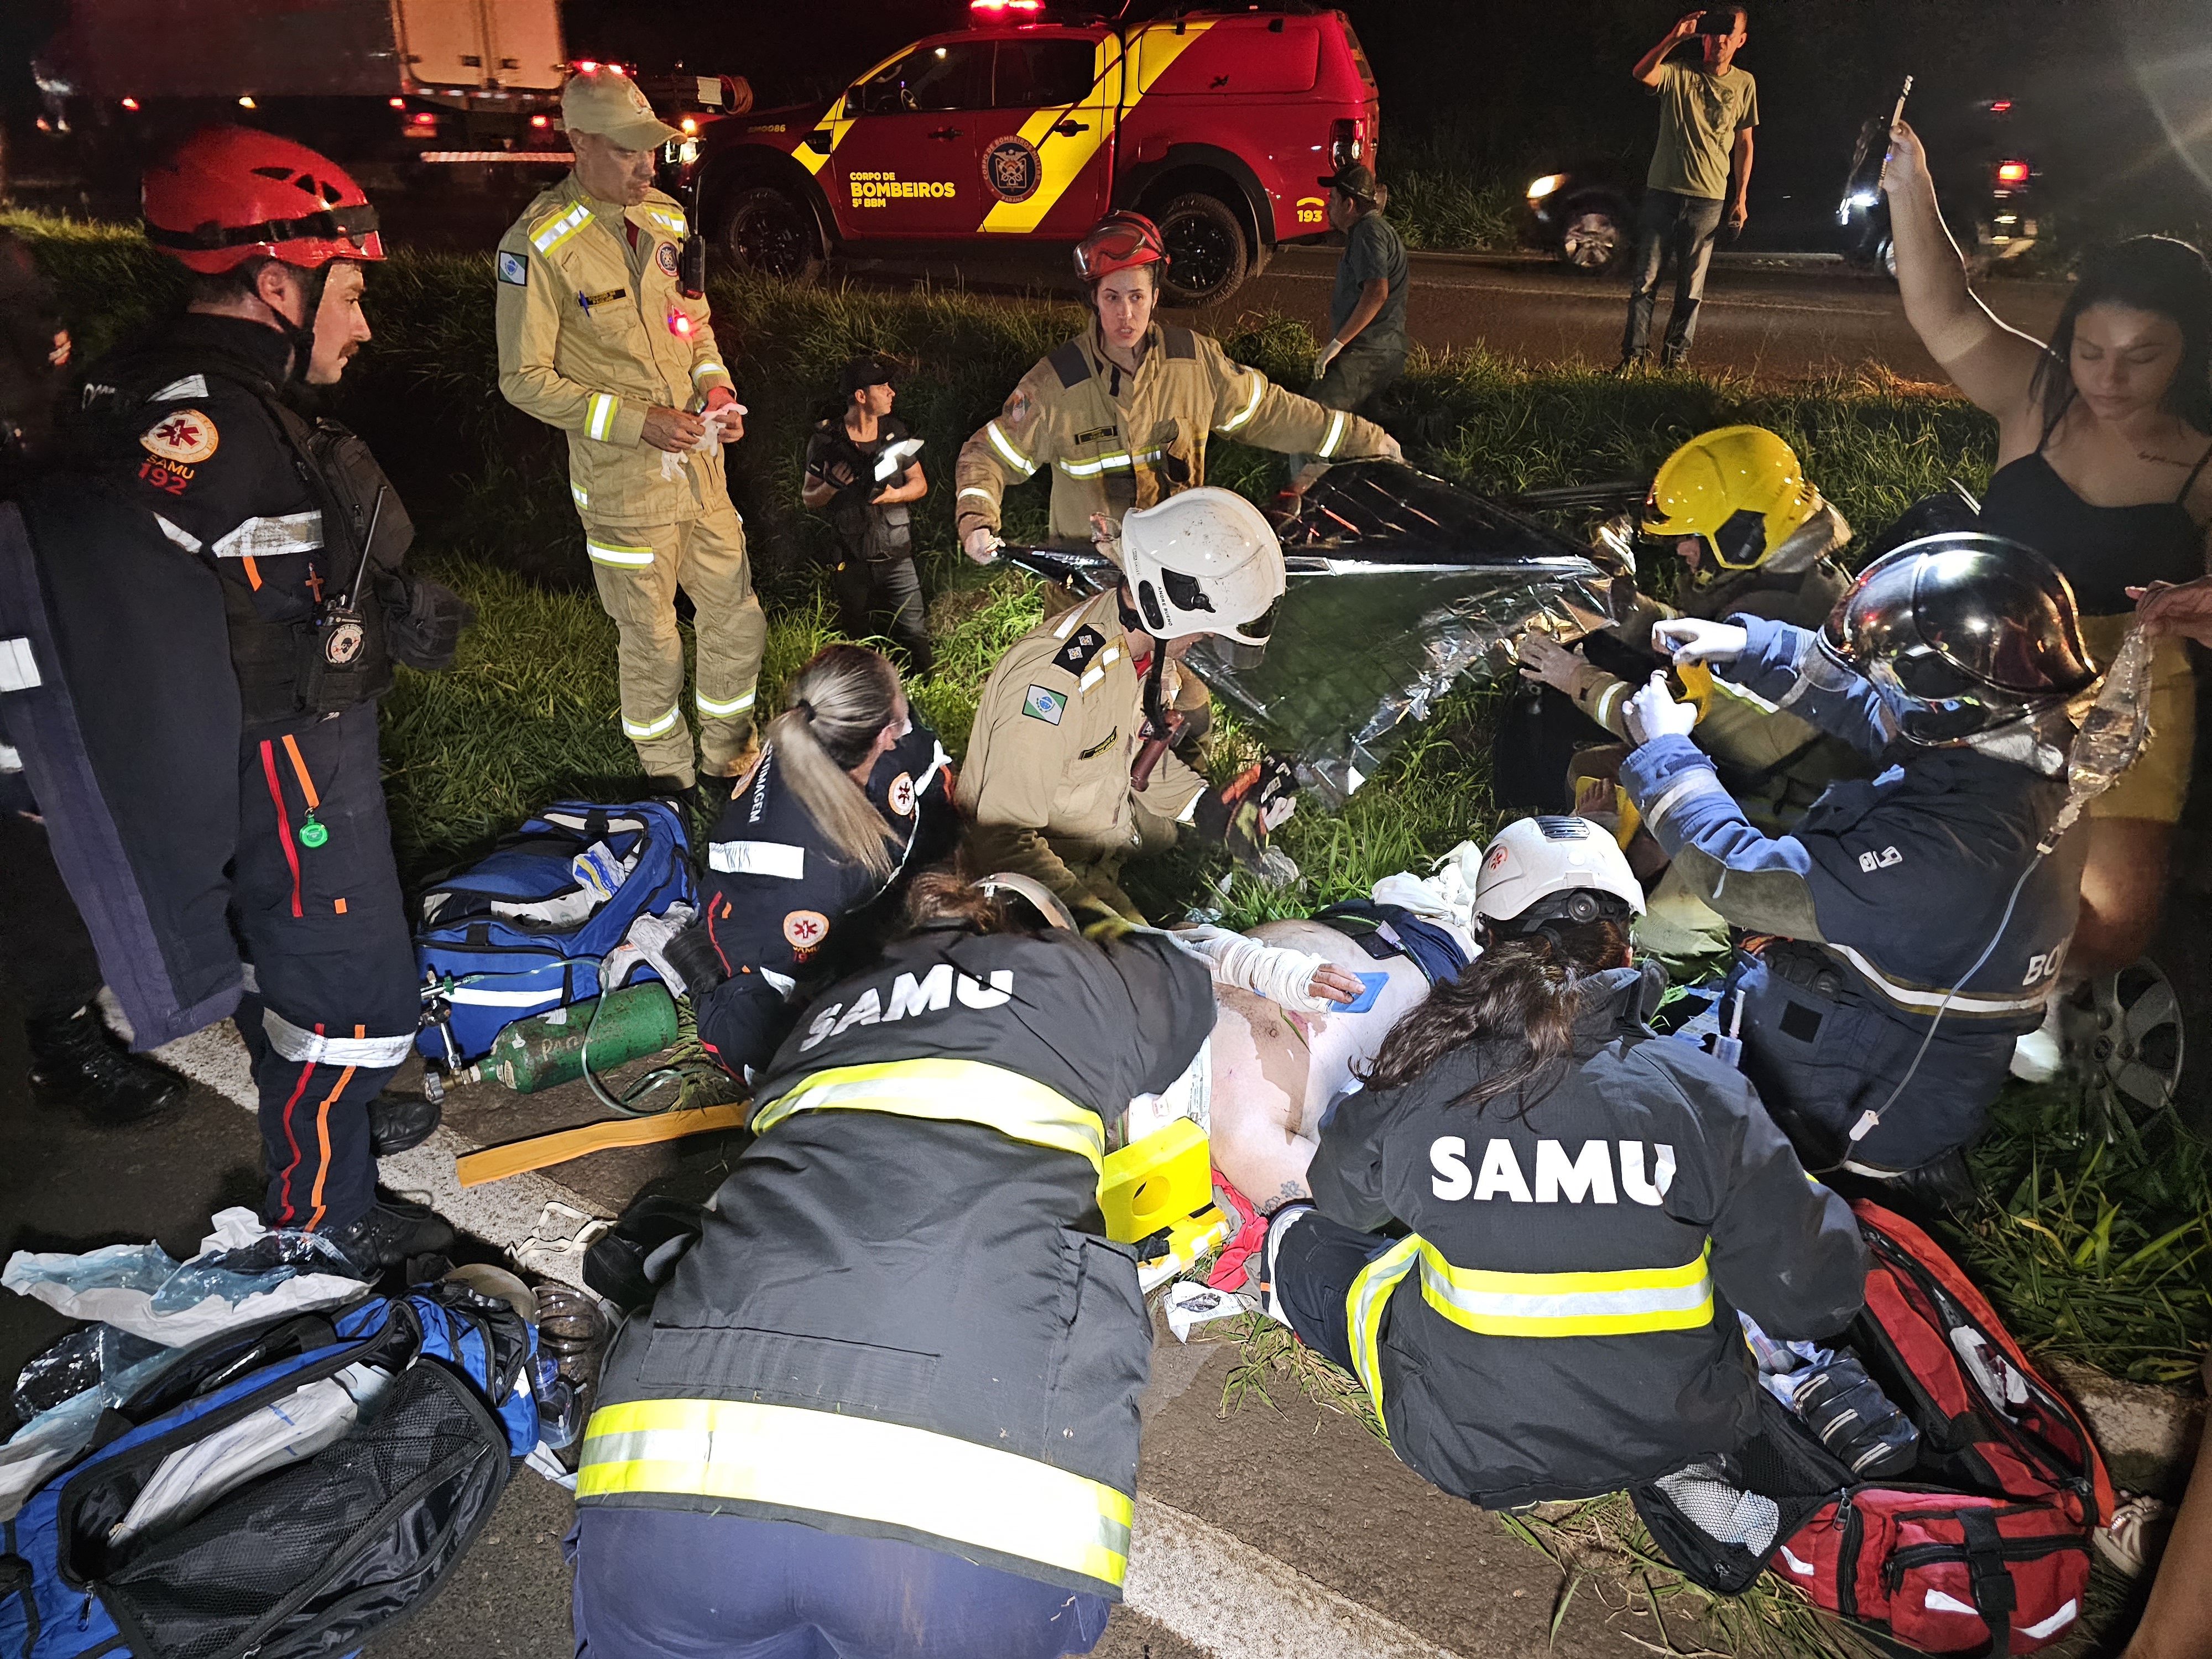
[1156,192,1249,306]
[718,184,824,284]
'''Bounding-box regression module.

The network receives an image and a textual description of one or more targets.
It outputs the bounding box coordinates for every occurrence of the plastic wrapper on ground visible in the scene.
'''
[1186,463,1633,804]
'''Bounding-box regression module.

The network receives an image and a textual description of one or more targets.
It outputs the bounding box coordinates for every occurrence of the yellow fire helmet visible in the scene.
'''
[1644,425,1825,582]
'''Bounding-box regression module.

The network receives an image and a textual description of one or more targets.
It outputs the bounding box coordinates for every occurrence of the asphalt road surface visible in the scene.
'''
[2,1015,1732,1659]
[1189,246,2069,385]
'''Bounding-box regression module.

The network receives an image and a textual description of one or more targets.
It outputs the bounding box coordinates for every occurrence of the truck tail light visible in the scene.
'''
[970,0,1044,12]
[411,112,438,126]
[120,97,139,111]
[531,114,550,128]
[1995,159,2030,186]
[1330,118,1365,169]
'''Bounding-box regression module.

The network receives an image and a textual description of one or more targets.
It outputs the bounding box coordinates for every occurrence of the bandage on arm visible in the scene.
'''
[1172,924,1334,1013]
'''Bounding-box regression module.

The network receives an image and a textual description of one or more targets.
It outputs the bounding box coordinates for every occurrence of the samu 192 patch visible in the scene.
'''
[1022,685,1067,726]
[497,251,528,287]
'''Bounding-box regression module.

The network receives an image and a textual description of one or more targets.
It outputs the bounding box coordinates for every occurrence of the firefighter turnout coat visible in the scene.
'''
[693,720,956,1080]
[495,176,733,527]
[961,588,1207,913]
[1306,964,1866,1508]
[577,923,1217,1599]
[954,319,1391,541]
[1619,617,2087,1174]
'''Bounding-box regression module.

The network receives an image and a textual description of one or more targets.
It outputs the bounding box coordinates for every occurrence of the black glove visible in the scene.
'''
[661,922,728,995]
[378,568,474,671]
[1794,1357,1919,1478]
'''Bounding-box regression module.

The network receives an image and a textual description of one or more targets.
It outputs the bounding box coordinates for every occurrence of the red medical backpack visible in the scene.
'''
[1637,1201,2115,1656]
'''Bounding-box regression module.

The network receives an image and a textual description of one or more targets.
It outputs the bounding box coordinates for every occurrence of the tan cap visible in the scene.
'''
[561,68,679,151]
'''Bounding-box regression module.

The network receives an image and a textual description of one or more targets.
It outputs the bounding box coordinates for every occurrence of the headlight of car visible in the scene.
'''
[1526,173,1565,202]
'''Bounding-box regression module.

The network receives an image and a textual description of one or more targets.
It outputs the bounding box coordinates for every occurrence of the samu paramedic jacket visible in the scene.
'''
[579,924,1215,1599]
[1306,964,1865,1508]
[1618,617,2085,1172]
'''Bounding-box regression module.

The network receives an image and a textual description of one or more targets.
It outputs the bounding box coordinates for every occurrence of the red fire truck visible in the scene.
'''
[690,1,1380,306]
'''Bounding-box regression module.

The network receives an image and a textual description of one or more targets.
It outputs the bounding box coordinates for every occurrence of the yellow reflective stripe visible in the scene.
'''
[586,538,654,568]
[578,1397,1133,1588]
[586,392,620,442]
[986,420,1036,477]
[1344,1236,1422,1421]
[696,686,757,717]
[753,1058,1104,1171]
[1214,372,1266,434]
[1060,451,1133,478]
[531,202,593,254]
[622,705,682,740]
[957,486,997,504]
[692,361,730,382]
[570,482,590,509]
[1416,1240,1715,1338]
[1317,409,1348,459]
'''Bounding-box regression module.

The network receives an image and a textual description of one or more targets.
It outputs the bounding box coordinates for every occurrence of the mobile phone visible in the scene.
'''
[1696,8,1734,34]
[1890,75,1914,133]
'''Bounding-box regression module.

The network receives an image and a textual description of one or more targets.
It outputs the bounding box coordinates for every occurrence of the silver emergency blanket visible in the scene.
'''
[1186,463,1632,802]
[2043,624,2157,850]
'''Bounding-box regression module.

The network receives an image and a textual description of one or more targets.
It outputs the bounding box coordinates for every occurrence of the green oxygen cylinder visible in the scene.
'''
[470,984,681,1093]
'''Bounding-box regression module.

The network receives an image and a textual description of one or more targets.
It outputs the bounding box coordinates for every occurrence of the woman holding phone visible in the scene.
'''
[1884,122,2212,976]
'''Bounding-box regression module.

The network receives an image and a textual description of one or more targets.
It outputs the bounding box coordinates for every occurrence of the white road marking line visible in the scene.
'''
[132,1014,1455,1658]
[1128,1495,1462,1658]
[137,1012,608,1288]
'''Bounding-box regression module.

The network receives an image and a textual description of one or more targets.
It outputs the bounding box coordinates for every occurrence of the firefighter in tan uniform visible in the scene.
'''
[953,212,1400,558]
[962,488,1300,926]
[496,69,766,795]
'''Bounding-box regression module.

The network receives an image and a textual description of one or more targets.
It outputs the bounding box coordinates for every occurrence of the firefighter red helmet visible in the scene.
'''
[1074,211,1166,284]
[143,127,384,275]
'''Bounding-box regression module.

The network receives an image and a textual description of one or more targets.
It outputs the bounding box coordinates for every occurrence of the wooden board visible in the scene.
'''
[455,1102,750,1187]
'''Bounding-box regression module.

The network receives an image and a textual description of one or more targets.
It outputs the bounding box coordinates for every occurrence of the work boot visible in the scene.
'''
[323,1199,457,1275]
[368,1091,441,1158]
[26,1004,187,1125]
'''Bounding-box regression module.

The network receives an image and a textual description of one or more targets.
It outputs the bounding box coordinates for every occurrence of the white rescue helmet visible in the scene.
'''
[1474,816,1646,932]
[1118,486,1287,669]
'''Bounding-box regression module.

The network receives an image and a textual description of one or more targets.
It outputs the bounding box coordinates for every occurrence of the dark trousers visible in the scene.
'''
[569,1507,1110,1659]
[1288,347,1404,483]
[1270,1207,1397,1376]
[1622,189,1726,365]
[832,554,932,676]
[0,805,106,1022]
[231,703,418,1232]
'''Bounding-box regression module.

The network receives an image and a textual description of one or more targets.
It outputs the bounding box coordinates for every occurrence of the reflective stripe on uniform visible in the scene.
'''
[1416,1240,1714,1338]
[1344,1235,1715,1419]
[576,1396,1134,1590]
[985,421,1036,477]
[261,1009,416,1069]
[693,361,729,382]
[753,1057,1105,1171]
[1641,766,1730,832]
[1824,941,2055,1018]
[1214,372,1265,434]
[571,483,591,509]
[957,486,996,504]
[1058,446,1165,479]
[154,514,202,554]
[586,392,620,443]
[531,202,593,254]
[1592,680,1627,731]
[708,839,804,879]
[1316,409,1348,460]
[696,687,757,718]
[622,705,682,740]
[211,512,323,560]
[586,538,654,568]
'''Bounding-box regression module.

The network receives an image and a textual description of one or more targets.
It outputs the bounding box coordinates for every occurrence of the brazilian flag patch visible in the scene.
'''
[1022,685,1067,726]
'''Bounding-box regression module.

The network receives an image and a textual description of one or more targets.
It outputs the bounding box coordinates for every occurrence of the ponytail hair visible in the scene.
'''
[1358,916,1633,1118]
[764,644,903,878]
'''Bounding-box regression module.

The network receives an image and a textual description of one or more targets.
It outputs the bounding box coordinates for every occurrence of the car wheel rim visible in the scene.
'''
[734,204,807,278]
[2067,958,2185,1133]
[1562,213,1619,268]
[1164,215,1235,297]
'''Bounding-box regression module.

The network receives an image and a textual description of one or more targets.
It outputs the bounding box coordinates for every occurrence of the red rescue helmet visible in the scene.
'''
[143,127,384,274]
[1074,211,1165,284]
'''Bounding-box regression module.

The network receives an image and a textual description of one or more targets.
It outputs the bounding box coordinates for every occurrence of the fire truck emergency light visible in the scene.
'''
[971,0,1045,13]
[1995,160,2030,186]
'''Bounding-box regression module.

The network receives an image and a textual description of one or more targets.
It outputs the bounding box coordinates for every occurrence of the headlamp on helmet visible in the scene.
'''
[1473,816,1646,933]
[1116,487,1287,668]
[1819,533,2097,747]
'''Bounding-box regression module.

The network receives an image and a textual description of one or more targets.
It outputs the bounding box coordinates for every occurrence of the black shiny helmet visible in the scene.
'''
[1820,533,2097,747]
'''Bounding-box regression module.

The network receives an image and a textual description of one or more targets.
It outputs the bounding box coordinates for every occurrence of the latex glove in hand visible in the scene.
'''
[1651,617,1748,665]
[1516,631,1588,693]
[1313,338,1344,378]
[1624,672,1698,746]
[629,906,713,998]
[962,526,1003,565]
